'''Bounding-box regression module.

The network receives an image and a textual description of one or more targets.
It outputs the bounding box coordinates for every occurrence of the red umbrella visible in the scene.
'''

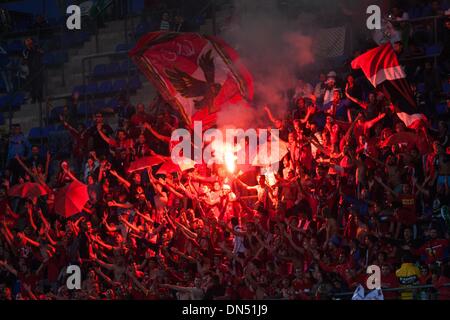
[127,156,164,173]
[8,182,48,199]
[54,180,89,218]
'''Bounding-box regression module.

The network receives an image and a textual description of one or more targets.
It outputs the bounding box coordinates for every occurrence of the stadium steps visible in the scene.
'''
[44,19,134,96]
[7,13,214,136]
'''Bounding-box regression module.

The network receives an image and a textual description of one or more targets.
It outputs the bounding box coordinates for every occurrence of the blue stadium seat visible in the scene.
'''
[46,124,65,133]
[98,80,113,94]
[61,34,74,47]
[93,64,107,78]
[436,103,447,115]
[0,93,24,111]
[11,93,25,108]
[417,83,426,94]
[128,76,142,91]
[94,100,106,112]
[43,53,55,66]
[50,106,65,121]
[55,51,68,64]
[0,95,10,111]
[85,83,98,96]
[112,79,127,92]
[121,60,136,74]
[73,85,86,96]
[115,43,129,52]
[443,82,450,94]
[105,62,121,76]
[77,102,94,115]
[28,127,49,140]
[107,98,119,110]
[7,40,24,54]
[135,22,151,37]
[425,44,443,56]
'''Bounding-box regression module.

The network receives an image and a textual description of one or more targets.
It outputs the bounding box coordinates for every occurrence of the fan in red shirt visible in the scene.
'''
[380,264,400,300]
[416,228,450,265]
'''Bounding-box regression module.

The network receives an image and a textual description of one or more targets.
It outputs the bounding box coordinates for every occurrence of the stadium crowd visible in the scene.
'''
[0,0,450,300]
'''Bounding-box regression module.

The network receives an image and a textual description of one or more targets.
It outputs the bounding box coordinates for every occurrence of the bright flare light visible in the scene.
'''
[224,144,236,174]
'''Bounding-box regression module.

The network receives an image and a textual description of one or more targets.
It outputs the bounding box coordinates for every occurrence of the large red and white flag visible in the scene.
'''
[351,43,427,129]
[129,32,254,130]
[351,43,406,87]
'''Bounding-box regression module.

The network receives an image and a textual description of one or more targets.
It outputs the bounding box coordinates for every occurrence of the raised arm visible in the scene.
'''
[263,105,279,125]
[118,216,142,234]
[0,260,18,276]
[109,169,131,189]
[374,176,397,197]
[300,105,316,124]
[345,83,368,109]
[97,126,116,146]
[144,122,171,143]
[236,178,257,191]
[92,255,114,270]
[14,155,35,179]
[364,112,386,130]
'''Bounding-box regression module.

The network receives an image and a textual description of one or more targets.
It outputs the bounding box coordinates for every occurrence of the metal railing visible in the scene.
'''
[331,282,450,300]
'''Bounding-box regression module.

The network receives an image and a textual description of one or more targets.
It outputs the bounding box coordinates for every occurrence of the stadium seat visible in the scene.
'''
[55,51,69,64]
[107,98,119,110]
[50,106,65,121]
[121,60,136,74]
[0,112,4,126]
[28,127,49,140]
[94,99,106,110]
[93,64,107,78]
[11,93,25,108]
[73,85,86,96]
[115,43,130,52]
[105,62,121,76]
[7,40,24,54]
[436,103,447,115]
[0,95,10,111]
[417,83,425,94]
[425,44,443,56]
[46,124,65,133]
[77,102,94,116]
[443,82,450,94]
[85,83,99,96]
[43,53,55,66]
[61,34,74,47]
[112,79,127,92]
[135,22,150,38]
[128,76,142,91]
[71,32,84,46]
[98,81,113,95]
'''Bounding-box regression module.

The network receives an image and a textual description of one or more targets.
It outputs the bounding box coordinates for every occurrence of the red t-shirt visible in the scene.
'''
[381,273,400,299]
[418,239,449,264]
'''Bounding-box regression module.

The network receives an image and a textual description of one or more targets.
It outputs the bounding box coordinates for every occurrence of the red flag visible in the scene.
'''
[351,43,427,129]
[129,32,254,130]
[351,43,406,87]
[127,156,164,173]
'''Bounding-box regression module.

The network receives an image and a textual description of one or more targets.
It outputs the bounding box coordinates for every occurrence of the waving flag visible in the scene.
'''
[351,43,427,129]
[129,32,254,130]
